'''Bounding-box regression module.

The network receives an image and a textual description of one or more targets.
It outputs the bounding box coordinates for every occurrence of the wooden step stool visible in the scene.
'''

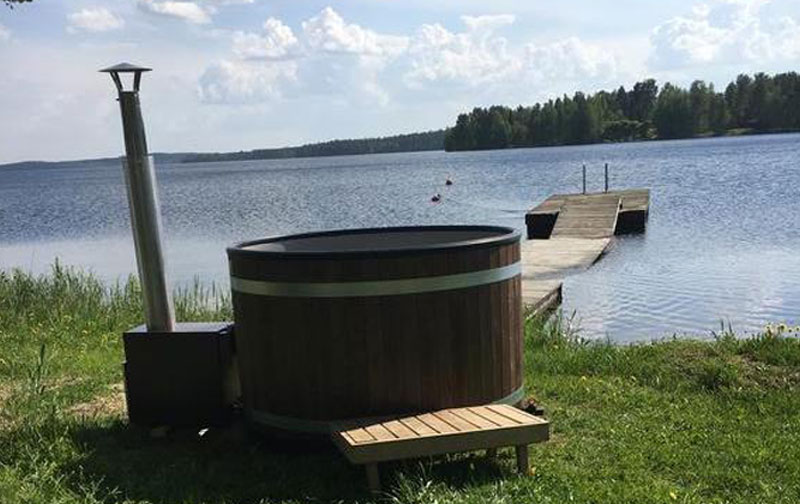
[331,404,549,493]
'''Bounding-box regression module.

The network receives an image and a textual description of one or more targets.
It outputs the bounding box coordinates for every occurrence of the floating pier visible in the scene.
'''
[521,189,650,314]
[525,189,650,239]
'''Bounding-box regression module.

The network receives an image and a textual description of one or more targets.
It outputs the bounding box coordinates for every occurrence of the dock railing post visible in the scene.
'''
[582,164,586,194]
[101,63,175,332]
[604,163,609,193]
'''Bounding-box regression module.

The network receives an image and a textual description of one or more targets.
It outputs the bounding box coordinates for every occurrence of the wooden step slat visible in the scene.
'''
[347,428,375,444]
[400,416,438,436]
[416,412,459,434]
[468,406,521,427]
[365,424,397,441]
[485,404,540,425]
[383,419,417,439]
[434,410,480,432]
[450,407,499,429]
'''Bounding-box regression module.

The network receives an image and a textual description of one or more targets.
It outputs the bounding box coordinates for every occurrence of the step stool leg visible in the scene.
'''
[365,463,381,494]
[515,445,529,474]
[486,448,498,459]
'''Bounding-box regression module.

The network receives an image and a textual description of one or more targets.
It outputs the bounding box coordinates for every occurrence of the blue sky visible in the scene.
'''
[0,0,798,163]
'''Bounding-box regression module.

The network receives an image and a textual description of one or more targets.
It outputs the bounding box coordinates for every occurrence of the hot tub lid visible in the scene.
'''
[228,225,519,259]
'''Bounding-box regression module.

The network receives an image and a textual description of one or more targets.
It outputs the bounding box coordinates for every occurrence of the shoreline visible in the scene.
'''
[4,129,800,171]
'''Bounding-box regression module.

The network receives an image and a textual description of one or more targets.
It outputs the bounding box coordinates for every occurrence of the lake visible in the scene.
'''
[2,133,799,342]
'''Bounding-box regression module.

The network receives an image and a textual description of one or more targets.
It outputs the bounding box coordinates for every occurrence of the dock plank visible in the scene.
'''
[521,238,611,308]
[522,280,562,315]
[551,196,620,238]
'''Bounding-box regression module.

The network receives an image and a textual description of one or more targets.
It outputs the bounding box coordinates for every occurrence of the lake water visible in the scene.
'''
[2,134,799,342]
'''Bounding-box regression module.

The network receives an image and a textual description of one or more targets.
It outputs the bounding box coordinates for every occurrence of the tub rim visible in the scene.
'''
[227,225,520,260]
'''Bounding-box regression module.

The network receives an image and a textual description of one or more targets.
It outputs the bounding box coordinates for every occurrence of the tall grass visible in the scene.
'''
[0,262,231,333]
[173,277,232,322]
[0,263,231,415]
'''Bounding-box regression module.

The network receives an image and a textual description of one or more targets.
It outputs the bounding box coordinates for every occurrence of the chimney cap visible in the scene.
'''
[100,63,152,92]
[100,62,152,74]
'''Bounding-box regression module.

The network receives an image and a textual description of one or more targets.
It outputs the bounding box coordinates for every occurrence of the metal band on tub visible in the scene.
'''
[230,262,521,298]
[246,385,527,434]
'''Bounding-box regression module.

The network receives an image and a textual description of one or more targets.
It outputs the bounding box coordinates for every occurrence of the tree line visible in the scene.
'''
[183,130,445,163]
[444,72,800,151]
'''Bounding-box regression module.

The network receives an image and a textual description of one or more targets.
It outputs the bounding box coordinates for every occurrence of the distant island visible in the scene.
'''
[0,131,445,170]
[444,71,800,151]
[182,130,445,163]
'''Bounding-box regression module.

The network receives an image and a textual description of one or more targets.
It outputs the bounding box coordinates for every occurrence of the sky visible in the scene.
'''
[0,0,798,164]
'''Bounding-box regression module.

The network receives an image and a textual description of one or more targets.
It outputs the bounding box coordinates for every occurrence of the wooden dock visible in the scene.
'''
[521,190,649,313]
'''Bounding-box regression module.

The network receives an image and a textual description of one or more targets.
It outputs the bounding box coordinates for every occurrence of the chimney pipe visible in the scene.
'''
[101,63,175,332]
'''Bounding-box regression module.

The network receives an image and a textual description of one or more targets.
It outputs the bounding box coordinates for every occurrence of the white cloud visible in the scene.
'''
[198,7,622,108]
[200,7,409,105]
[404,17,517,88]
[67,8,125,33]
[651,10,730,65]
[302,6,408,57]
[0,23,10,42]
[773,16,800,60]
[298,52,395,106]
[523,37,617,82]
[197,60,298,104]
[403,15,617,95]
[650,0,800,69]
[460,14,516,32]
[232,18,299,60]
[137,0,212,24]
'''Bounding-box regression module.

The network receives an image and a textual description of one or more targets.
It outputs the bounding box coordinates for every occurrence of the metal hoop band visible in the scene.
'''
[247,385,527,434]
[231,262,521,298]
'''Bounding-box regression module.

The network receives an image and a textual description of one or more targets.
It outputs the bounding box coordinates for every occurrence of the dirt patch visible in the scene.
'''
[0,383,10,406]
[734,355,800,390]
[0,382,19,429]
[69,383,127,419]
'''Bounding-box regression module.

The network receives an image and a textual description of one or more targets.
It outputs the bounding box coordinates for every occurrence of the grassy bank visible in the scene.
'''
[1,266,799,503]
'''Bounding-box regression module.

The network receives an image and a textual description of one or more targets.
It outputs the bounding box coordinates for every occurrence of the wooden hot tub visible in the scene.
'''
[227,226,523,434]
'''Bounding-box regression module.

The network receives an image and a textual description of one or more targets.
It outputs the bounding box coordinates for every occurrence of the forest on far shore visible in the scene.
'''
[444,72,800,151]
[183,130,445,163]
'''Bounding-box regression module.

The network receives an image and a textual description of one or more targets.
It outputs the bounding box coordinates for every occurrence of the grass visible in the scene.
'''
[1,265,800,503]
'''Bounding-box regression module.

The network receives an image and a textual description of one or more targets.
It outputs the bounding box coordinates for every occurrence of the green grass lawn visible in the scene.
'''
[1,265,799,503]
